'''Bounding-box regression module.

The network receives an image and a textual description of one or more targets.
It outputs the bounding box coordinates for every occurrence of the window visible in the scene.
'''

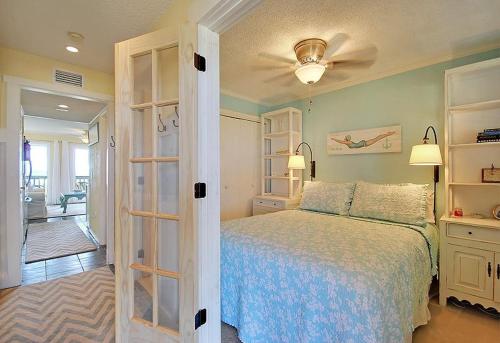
[30,144,48,177]
[74,148,89,177]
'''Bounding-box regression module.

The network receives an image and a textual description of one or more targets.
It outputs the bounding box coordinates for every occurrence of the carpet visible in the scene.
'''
[46,203,86,218]
[0,266,115,343]
[25,221,96,263]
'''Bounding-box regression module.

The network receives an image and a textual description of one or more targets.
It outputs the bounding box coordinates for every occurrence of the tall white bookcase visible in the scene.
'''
[253,107,302,215]
[439,57,500,311]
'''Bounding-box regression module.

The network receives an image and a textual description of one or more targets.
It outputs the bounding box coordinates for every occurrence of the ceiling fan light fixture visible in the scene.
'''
[295,63,326,84]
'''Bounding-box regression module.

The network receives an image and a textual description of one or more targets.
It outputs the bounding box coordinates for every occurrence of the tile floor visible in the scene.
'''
[22,215,107,286]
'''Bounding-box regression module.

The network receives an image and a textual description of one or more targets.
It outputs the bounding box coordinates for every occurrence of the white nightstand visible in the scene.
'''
[439,216,500,311]
[252,195,300,216]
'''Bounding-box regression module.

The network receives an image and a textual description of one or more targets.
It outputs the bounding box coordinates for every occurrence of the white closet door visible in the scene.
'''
[220,112,260,220]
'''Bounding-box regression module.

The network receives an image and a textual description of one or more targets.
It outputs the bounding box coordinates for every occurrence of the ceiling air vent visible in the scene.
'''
[54,69,83,87]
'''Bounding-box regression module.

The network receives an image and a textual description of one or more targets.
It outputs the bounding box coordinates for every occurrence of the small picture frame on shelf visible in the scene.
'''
[481,164,500,183]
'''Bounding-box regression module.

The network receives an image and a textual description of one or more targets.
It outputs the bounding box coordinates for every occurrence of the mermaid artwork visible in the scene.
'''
[331,131,396,149]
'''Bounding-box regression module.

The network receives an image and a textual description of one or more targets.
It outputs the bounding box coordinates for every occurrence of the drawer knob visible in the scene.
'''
[468,231,472,235]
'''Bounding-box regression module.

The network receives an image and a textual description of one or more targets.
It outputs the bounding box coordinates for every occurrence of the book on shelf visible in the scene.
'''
[477,129,500,142]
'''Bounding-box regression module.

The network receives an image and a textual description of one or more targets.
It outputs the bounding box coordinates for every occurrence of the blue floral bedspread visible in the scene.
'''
[221,210,438,343]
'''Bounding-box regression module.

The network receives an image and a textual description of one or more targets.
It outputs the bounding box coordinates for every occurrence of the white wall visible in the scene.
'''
[220,109,260,220]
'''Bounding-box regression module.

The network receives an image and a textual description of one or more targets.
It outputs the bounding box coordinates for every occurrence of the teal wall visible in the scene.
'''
[221,93,270,115]
[271,49,500,218]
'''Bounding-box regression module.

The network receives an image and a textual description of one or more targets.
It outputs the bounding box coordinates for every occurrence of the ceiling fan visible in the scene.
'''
[256,35,377,86]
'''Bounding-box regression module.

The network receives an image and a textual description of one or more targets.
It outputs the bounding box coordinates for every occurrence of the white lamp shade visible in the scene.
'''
[288,155,306,169]
[294,63,326,84]
[409,144,442,165]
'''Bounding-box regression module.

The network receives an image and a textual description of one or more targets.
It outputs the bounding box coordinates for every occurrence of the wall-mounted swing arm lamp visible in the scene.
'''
[288,142,316,181]
[409,125,442,216]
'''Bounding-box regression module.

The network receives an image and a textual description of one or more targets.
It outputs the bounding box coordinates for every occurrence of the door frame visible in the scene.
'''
[113,0,261,341]
[185,1,262,342]
[0,75,114,288]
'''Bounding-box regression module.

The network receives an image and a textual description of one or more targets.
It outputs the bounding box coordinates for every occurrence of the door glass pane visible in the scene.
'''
[132,163,152,212]
[133,269,153,322]
[158,276,179,331]
[132,108,153,158]
[132,216,155,267]
[157,46,179,101]
[157,219,178,272]
[158,162,178,215]
[157,106,179,157]
[133,53,152,104]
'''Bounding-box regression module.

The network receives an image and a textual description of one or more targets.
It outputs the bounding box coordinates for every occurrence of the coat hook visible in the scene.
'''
[110,135,116,148]
[158,113,167,132]
[172,106,179,128]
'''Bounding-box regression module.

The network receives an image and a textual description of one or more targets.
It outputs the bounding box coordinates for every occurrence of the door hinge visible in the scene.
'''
[194,53,206,72]
[194,182,206,199]
[194,308,207,330]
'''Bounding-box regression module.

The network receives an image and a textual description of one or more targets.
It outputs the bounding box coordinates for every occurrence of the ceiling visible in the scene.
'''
[24,116,88,138]
[21,90,106,123]
[220,0,500,105]
[0,0,173,72]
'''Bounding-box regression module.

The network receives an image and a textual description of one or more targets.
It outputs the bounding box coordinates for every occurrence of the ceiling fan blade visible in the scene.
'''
[282,75,299,87]
[321,71,350,82]
[250,64,292,71]
[323,33,350,59]
[329,45,378,64]
[258,52,297,65]
[263,71,295,84]
[327,59,375,70]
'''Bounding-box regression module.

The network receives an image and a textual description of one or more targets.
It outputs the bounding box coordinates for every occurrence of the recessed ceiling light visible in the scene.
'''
[56,108,69,112]
[66,46,79,53]
[58,104,69,109]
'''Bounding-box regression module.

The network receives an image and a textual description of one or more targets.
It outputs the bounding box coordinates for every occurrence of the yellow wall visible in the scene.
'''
[0,46,114,127]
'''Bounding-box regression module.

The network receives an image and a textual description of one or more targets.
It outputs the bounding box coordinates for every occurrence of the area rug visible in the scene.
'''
[25,221,96,263]
[0,266,115,342]
[46,203,86,218]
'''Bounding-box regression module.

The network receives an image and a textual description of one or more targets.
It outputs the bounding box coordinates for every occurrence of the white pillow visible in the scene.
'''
[299,181,355,216]
[349,181,428,226]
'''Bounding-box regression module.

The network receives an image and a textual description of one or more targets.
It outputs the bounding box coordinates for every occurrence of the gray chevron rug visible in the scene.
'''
[0,266,115,342]
[25,221,96,263]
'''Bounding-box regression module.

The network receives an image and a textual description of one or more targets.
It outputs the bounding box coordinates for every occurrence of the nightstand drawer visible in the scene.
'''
[253,205,281,216]
[447,223,500,244]
[253,198,284,209]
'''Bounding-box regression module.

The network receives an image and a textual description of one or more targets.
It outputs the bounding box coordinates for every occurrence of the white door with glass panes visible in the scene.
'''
[115,26,200,341]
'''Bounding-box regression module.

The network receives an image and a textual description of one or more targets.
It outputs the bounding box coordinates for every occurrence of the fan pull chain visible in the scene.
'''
[307,84,313,114]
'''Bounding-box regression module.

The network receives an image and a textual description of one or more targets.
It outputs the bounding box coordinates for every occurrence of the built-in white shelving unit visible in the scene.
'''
[439,57,500,311]
[260,107,303,199]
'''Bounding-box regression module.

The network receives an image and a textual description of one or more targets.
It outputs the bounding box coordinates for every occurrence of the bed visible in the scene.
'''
[221,182,438,343]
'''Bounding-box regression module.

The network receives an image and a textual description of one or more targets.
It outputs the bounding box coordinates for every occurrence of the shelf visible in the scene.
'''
[448,142,500,148]
[440,215,500,229]
[264,176,300,180]
[448,99,500,112]
[264,154,291,159]
[263,131,300,138]
[449,182,500,187]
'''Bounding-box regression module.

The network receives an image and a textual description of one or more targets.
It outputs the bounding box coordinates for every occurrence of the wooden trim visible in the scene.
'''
[130,103,153,110]
[156,268,181,279]
[157,213,180,221]
[130,263,154,273]
[129,210,155,218]
[155,99,179,107]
